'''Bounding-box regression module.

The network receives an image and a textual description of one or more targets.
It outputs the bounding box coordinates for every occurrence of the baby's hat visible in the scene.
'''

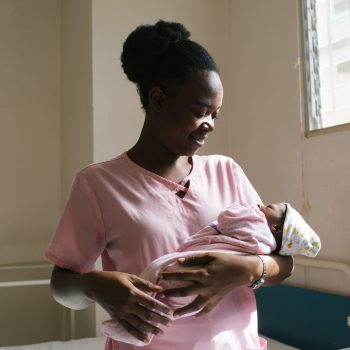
[280,204,321,257]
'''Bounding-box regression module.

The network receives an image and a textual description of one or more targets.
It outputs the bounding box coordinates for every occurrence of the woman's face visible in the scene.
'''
[151,70,223,157]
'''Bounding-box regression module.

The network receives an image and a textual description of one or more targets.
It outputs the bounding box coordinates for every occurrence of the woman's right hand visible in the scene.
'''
[85,270,173,342]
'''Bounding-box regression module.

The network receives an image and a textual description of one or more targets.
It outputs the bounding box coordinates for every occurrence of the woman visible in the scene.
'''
[45,20,293,350]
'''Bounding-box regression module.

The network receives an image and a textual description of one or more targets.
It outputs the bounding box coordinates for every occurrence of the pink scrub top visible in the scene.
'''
[45,153,267,350]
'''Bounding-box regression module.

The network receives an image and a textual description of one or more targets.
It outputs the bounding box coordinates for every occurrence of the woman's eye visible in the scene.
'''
[212,112,220,120]
[192,109,220,120]
[194,111,206,118]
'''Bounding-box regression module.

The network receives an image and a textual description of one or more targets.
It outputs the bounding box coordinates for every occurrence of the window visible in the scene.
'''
[301,0,350,134]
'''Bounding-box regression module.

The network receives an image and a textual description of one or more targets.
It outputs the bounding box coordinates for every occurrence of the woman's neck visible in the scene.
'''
[127,138,192,183]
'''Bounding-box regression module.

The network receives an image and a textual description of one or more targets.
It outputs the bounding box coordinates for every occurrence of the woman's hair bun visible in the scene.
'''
[121,20,191,83]
[154,20,190,44]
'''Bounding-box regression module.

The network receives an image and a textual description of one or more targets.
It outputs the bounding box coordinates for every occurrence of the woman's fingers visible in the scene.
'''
[134,288,173,316]
[119,318,150,343]
[172,295,207,317]
[131,275,163,293]
[122,313,164,337]
[134,303,172,326]
[177,254,215,266]
[160,268,209,282]
[162,283,200,297]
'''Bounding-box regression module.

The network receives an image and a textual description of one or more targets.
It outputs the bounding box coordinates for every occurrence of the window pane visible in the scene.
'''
[304,0,350,131]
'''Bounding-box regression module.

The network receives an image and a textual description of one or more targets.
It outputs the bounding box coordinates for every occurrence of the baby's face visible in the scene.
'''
[258,203,286,231]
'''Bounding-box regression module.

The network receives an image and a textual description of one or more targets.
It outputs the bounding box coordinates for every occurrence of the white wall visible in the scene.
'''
[0,0,61,265]
[226,0,303,205]
[60,0,93,200]
[0,0,63,344]
[226,0,350,294]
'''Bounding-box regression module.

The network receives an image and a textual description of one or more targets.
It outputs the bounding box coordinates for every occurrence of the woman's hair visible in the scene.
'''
[121,20,219,110]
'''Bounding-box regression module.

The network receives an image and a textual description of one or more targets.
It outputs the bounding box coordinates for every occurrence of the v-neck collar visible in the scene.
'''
[122,152,195,192]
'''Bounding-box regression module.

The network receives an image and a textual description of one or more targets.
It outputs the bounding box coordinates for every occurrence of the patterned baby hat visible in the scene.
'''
[279,203,321,257]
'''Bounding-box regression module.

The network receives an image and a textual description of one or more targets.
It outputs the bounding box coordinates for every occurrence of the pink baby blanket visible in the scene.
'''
[101,204,276,346]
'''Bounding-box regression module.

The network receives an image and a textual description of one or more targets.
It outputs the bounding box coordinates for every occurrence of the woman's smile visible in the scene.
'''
[189,134,207,147]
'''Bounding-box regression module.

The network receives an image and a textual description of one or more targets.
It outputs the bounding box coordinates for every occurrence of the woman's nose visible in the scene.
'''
[200,115,215,132]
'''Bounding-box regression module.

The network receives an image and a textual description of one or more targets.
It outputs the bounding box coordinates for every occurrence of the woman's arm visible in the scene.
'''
[161,252,293,317]
[50,265,173,342]
[262,254,294,286]
[50,265,94,310]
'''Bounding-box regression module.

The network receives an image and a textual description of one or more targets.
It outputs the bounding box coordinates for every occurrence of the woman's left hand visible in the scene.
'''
[160,252,261,317]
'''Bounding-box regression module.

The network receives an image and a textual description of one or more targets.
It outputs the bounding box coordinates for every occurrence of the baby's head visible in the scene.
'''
[258,203,286,235]
[257,203,286,251]
[258,202,321,257]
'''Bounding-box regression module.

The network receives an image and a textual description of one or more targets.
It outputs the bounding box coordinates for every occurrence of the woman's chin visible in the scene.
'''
[181,143,203,156]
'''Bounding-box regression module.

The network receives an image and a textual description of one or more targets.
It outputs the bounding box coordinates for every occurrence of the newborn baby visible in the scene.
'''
[102,202,321,345]
[141,202,320,308]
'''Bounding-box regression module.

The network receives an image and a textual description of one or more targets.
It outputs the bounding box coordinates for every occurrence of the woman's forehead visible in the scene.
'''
[176,71,223,104]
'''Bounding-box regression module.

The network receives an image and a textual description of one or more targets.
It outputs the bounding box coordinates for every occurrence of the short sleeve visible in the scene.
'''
[44,172,106,273]
[231,161,263,206]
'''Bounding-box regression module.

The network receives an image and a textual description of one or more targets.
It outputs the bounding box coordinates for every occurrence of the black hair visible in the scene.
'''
[121,20,219,110]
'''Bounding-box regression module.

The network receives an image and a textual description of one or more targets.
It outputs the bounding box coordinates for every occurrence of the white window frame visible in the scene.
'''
[300,0,350,137]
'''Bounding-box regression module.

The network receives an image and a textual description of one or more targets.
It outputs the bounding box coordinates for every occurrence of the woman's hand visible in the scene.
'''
[87,270,174,342]
[160,252,293,318]
[85,270,173,342]
[51,267,174,342]
[159,252,260,317]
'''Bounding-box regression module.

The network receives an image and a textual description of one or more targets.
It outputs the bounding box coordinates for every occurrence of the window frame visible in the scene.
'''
[300,0,350,137]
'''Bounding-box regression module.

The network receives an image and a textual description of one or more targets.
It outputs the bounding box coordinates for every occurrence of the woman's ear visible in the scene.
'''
[148,86,165,112]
